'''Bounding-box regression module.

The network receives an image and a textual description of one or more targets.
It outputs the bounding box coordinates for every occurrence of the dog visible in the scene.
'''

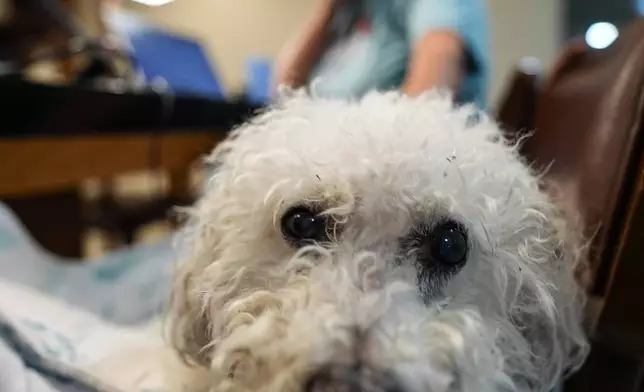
[167,91,589,392]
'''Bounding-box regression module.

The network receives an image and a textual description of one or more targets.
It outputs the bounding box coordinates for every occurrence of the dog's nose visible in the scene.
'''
[304,364,404,392]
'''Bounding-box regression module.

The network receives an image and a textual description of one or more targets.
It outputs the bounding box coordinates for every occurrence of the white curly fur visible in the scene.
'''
[168,91,589,392]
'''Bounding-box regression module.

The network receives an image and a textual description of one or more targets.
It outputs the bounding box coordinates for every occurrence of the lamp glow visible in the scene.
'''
[132,0,175,6]
[585,22,619,49]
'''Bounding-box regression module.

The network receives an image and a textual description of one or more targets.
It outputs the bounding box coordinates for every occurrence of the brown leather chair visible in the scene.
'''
[497,18,644,392]
[496,57,543,141]
[522,22,644,294]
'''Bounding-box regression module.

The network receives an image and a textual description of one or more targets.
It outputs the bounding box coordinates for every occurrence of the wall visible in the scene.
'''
[128,0,563,108]
[125,0,316,96]
[487,0,562,106]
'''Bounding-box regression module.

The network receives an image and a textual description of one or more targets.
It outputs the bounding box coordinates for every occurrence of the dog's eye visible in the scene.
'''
[281,206,328,244]
[399,220,469,300]
[428,221,469,266]
[402,220,469,269]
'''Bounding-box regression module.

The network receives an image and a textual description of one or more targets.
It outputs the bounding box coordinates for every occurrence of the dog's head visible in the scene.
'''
[169,92,588,392]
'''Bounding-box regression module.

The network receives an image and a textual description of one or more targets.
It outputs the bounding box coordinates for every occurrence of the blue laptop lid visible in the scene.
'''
[127,28,225,100]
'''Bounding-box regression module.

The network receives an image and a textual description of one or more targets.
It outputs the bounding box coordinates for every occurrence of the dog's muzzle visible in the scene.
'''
[304,363,404,392]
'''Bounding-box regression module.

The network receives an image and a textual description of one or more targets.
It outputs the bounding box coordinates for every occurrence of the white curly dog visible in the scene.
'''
[167,92,589,392]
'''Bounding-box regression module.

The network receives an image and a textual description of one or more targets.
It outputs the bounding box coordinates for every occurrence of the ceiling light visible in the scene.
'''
[585,22,619,49]
[132,0,175,6]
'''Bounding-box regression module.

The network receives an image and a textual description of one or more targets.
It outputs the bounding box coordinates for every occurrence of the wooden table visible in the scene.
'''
[0,131,225,197]
[0,77,259,256]
[0,76,259,196]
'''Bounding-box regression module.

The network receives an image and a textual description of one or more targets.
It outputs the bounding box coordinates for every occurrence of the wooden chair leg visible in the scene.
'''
[168,169,193,227]
[168,170,191,200]
[2,188,84,258]
[564,339,643,392]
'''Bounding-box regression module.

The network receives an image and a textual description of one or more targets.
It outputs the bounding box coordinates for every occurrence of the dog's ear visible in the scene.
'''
[515,188,590,386]
[167,141,236,366]
[549,201,591,383]
[168,251,214,366]
[541,180,592,292]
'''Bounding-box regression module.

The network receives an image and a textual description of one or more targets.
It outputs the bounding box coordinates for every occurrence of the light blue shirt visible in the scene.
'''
[310,0,490,108]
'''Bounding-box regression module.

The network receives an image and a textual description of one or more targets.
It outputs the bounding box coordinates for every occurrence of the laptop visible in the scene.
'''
[125,25,225,100]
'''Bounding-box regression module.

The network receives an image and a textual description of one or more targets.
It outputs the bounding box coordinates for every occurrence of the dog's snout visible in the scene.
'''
[305,364,404,392]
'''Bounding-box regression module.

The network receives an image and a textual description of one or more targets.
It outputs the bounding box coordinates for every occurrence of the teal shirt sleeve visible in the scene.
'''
[406,0,482,43]
[407,0,460,43]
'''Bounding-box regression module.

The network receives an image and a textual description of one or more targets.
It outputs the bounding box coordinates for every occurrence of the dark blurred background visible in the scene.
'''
[566,0,639,39]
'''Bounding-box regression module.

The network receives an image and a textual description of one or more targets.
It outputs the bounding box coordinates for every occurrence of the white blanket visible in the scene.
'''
[0,279,173,392]
[0,203,175,325]
[0,203,180,392]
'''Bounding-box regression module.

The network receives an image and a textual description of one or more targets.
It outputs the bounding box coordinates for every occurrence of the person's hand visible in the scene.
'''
[319,0,343,6]
[275,0,343,89]
[316,0,341,18]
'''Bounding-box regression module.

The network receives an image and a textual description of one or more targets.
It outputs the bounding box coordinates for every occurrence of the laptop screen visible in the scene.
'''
[126,27,225,100]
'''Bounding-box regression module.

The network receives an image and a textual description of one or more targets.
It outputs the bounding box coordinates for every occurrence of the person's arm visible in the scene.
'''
[402,0,480,97]
[402,30,464,96]
[275,0,337,89]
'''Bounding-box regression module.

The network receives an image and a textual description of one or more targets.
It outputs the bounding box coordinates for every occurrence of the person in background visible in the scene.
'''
[275,0,490,108]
